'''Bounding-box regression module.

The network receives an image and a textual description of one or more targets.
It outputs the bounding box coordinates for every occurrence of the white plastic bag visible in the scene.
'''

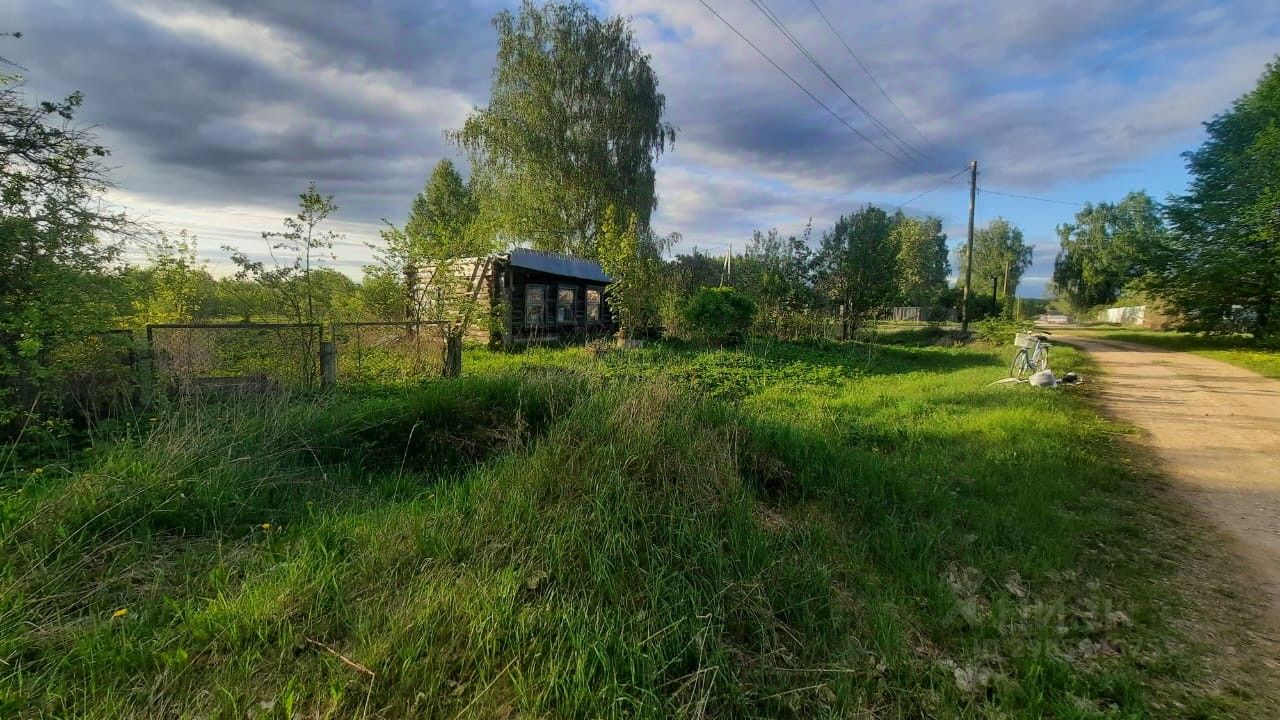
[1029,370,1057,388]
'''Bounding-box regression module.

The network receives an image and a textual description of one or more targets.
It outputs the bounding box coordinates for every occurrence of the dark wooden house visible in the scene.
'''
[420,249,615,347]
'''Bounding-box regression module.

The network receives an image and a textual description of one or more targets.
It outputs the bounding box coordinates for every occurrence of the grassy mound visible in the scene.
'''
[2,341,1275,718]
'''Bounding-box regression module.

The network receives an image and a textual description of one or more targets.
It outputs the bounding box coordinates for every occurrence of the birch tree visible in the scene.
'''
[451,0,675,257]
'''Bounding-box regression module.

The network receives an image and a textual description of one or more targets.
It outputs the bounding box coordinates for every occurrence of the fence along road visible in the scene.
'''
[1059,334,1280,626]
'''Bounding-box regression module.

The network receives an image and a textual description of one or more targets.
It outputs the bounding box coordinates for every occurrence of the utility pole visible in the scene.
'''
[960,160,978,333]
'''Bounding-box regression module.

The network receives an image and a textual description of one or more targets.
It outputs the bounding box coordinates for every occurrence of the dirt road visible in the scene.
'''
[1061,334,1280,622]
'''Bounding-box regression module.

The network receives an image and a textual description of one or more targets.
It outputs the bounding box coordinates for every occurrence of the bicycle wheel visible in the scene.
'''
[1033,346,1050,372]
[1010,349,1030,377]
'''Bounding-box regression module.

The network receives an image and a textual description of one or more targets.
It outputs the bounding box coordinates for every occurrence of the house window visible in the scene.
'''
[525,285,546,327]
[557,287,577,323]
[586,287,602,322]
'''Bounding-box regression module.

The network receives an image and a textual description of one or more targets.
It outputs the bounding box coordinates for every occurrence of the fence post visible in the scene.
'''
[442,334,462,378]
[320,340,337,389]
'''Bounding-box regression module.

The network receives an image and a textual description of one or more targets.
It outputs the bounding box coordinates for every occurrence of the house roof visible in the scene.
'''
[504,248,612,283]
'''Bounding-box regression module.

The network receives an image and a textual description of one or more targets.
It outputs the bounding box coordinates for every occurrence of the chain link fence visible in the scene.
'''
[147,323,323,394]
[332,321,447,385]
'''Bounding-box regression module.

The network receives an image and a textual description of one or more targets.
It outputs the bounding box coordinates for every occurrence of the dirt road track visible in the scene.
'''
[1060,334,1280,623]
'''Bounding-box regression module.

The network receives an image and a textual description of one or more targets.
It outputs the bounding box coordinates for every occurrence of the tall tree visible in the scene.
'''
[451,0,675,257]
[379,159,483,321]
[958,217,1032,298]
[1052,191,1165,312]
[815,206,900,335]
[741,226,815,305]
[1155,59,1280,337]
[374,161,497,375]
[405,159,480,260]
[892,216,948,306]
[1,76,126,425]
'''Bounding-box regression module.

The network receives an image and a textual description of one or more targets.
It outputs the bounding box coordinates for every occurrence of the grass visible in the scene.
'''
[1073,326,1280,379]
[2,337,1275,717]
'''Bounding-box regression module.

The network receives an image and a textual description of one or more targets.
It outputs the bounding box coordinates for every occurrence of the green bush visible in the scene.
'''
[681,286,757,345]
[971,316,1033,345]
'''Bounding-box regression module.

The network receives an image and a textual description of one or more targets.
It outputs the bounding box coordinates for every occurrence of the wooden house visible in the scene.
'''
[417,249,615,347]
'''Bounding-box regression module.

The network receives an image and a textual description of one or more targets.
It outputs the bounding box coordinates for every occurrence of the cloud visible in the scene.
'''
[5,0,1278,296]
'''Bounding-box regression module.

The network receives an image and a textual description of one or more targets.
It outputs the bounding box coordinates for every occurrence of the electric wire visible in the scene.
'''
[694,0,908,165]
[747,0,928,164]
[979,188,1086,207]
[805,0,940,156]
[891,166,971,213]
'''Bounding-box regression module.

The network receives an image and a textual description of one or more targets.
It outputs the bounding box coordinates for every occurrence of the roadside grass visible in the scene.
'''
[1074,326,1280,379]
[2,339,1274,717]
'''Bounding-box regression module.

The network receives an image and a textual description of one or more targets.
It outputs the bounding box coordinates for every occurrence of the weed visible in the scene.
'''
[1,339,1273,717]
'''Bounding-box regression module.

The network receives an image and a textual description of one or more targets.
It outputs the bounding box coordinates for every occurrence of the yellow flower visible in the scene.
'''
[112,608,128,619]
[33,467,43,475]
[260,523,272,531]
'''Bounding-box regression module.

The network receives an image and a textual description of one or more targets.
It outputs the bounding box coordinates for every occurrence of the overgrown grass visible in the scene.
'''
[1076,326,1280,379]
[1,339,1273,717]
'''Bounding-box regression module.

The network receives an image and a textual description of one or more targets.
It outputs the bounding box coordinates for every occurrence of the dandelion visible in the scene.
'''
[260,523,272,531]
[112,608,129,619]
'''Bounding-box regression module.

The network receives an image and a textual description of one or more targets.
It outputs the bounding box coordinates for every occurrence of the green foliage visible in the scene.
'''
[405,159,480,261]
[958,217,1033,299]
[129,230,214,324]
[681,286,757,345]
[355,264,410,321]
[737,227,820,337]
[451,0,675,257]
[377,160,494,343]
[971,316,1034,345]
[1052,192,1166,312]
[1154,59,1280,337]
[4,341,1271,717]
[224,182,344,326]
[816,206,901,329]
[892,215,950,306]
[597,205,662,337]
[0,79,125,428]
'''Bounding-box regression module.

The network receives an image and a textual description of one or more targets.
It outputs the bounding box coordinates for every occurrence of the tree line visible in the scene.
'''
[1053,59,1280,339]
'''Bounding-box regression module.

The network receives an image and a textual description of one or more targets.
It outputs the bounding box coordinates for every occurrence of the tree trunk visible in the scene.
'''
[442,334,462,378]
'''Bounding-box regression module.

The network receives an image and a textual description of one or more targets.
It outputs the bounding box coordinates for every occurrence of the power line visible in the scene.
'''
[891,166,971,213]
[978,188,1086,207]
[694,0,907,165]
[804,0,940,156]
[747,0,928,165]
[748,0,922,163]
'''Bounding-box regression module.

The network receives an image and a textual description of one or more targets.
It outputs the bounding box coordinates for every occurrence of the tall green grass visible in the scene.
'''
[1,340,1273,717]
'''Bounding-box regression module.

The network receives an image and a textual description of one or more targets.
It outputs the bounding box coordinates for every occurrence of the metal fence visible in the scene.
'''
[147,323,323,393]
[332,321,447,385]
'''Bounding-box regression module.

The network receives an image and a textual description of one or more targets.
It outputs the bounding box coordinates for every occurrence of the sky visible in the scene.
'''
[7,0,1280,298]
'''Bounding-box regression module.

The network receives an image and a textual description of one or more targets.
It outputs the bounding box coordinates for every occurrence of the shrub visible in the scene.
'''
[971,316,1033,345]
[682,287,757,345]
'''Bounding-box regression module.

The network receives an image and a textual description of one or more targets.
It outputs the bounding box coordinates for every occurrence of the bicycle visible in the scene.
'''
[1010,331,1051,378]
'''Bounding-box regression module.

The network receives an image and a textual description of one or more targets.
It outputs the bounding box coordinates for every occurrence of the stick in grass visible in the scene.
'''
[306,638,376,678]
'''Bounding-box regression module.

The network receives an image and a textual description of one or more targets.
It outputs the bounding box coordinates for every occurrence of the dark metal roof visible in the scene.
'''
[504,248,612,283]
